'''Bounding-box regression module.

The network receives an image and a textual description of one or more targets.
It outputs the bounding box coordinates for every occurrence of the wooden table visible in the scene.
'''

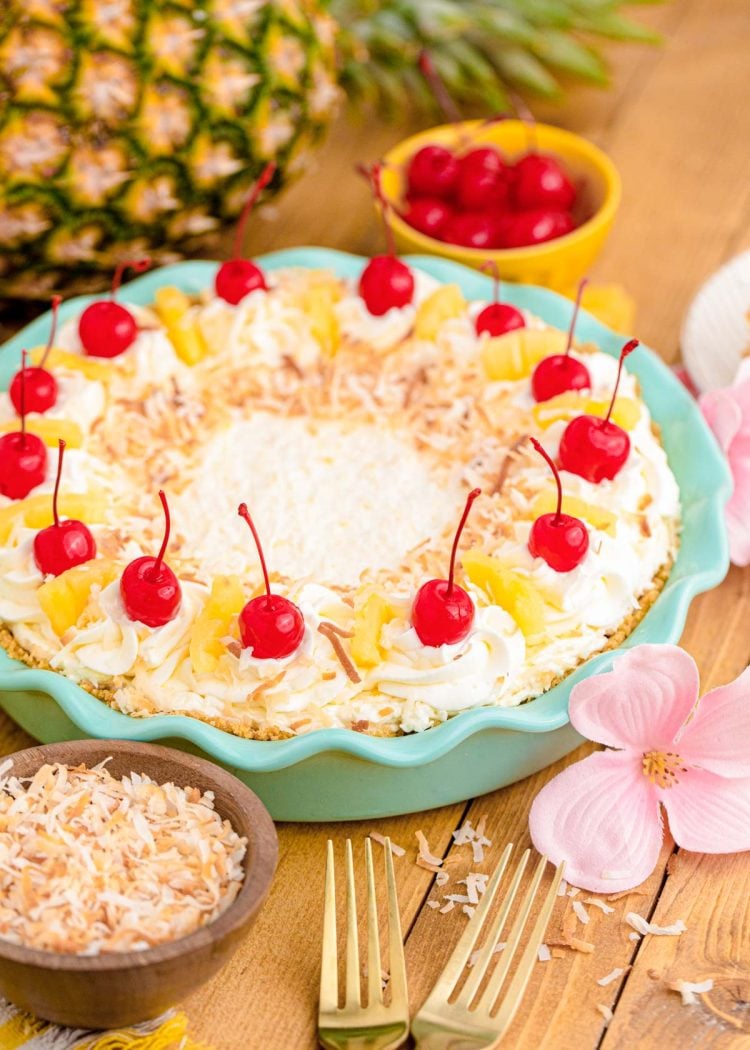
[2,0,749,1045]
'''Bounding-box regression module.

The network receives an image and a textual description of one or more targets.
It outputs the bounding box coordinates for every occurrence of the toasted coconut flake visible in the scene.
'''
[538,943,551,962]
[607,889,648,902]
[625,913,687,937]
[557,879,568,897]
[416,830,443,866]
[439,900,455,914]
[668,978,713,1005]
[417,857,443,874]
[435,871,450,887]
[596,1004,614,1025]
[584,897,615,915]
[597,967,627,987]
[0,760,246,955]
[318,622,361,683]
[368,833,405,857]
[573,901,590,925]
[427,900,440,910]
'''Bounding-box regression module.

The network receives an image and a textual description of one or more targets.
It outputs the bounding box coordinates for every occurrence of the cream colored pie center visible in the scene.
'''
[172,412,462,587]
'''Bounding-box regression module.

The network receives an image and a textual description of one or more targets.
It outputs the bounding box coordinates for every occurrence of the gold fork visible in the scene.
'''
[411,844,564,1050]
[318,838,410,1050]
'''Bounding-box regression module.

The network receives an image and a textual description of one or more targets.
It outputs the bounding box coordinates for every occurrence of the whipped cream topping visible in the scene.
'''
[0,266,681,736]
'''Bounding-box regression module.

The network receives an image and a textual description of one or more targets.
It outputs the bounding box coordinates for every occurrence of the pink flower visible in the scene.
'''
[529,644,750,892]
[700,372,750,565]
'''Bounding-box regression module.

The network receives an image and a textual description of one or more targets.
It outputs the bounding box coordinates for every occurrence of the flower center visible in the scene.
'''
[642,750,685,789]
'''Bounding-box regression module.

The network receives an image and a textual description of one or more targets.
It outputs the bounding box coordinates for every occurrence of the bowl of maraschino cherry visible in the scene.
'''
[379,112,620,293]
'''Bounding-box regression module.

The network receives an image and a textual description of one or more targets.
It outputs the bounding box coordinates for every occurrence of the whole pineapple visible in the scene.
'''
[0,0,659,299]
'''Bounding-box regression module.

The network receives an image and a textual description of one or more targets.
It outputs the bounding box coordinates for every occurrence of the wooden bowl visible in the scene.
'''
[0,739,278,1029]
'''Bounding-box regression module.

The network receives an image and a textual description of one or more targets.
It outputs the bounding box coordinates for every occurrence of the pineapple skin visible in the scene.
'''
[0,0,341,299]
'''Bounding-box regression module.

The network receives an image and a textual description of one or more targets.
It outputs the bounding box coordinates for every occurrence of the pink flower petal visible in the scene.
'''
[570,645,700,752]
[675,666,750,777]
[529,750,663,893]
[661,766,750,853]
[700,387,742,453]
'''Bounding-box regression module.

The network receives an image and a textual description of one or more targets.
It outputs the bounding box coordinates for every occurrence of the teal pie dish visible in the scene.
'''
[0,249,731,820]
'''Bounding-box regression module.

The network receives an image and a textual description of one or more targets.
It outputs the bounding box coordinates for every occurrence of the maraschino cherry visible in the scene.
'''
[501,209,575,249]
[9,295,61,415]
[455,147,509,211]
[527,438,588,572]
[475,261,525,337]
[412,487,481,647]
[237,503,305,659]
[33,439,96,576]
[120,490,182,628]
[0,351,47,500]
[214,162,276,305]
[403,196,453,238]
[531,278,591,402]
[511,153,576,211]
[406,147,459,199]
[559,339,639,483]
[359,163,414,316]
[78,258,151,358]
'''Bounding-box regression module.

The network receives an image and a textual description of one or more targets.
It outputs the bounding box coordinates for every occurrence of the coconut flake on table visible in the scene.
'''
[625,913,687,937]
[369,832,405,857]
[0,760,246,955]
[597,967,628,987]
[668,978,714,1005]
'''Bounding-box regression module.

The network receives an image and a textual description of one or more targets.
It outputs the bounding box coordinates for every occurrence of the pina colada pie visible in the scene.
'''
[0,258,680,739]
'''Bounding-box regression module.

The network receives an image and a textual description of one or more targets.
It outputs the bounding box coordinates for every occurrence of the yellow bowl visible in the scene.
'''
[381,119,621,292]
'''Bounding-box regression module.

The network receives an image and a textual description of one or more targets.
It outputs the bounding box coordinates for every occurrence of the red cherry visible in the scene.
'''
[511,153,576,211]
[402,196,453,238]
[412,488,481,647]
[527,438,588,572]
[441,212,500,250]
[406,146,460,199]
[501,209,575,249]
[531,278,591,402]
[33,439,96,577]
[359,163,414,315]
[455,147,509,211]
[79,259,151,358]
[237,503,305,660]
[120,490,182,628]
[9,295,61,416]
[475,260,525,337]
[0,351,47,500]
[215,163,275,305]
[559,339,639,483]
[359,256,415,316]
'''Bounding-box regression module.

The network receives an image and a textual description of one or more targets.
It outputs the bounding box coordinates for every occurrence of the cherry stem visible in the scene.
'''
[530,437,563,524]
[565,278,588,357]
[480,261,501,306]
[232,162,276,260]
[238,503,272,600]
[604,339,639,425]
[151,490,171,579]
[418,51,463,126]
[446,488,481,595]
[39,295,62,370]
[51,438,66,529]
[509,89,538,153]
[111,258,151,300]
[19,350,27,444]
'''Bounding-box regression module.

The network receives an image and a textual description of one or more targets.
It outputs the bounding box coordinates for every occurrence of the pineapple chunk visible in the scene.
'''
[300,285,341,357]
[154,286,207,365]
[0,492,107,546]
[29,346,111,382]
[462,549,547,637]
[38,560,119,637]
[350,592,395,669]
[190,575,246,674]
[414,285,466,342]
[0,418,83,448]
[481,328,568,381]
[532,391,640,431]
[530,491,616,535]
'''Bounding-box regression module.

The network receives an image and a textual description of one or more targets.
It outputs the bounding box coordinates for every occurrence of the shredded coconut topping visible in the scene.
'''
[625,913,687,937]
[0,760,246,955]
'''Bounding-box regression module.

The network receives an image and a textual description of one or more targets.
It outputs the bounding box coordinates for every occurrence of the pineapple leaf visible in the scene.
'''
[531,28,610,83]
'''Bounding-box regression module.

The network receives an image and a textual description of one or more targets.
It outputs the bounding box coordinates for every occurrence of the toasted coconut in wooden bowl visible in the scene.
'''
[0,738,277,1029]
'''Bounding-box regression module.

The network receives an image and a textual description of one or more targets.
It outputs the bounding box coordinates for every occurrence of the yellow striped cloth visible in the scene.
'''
[0,1001,211,1050]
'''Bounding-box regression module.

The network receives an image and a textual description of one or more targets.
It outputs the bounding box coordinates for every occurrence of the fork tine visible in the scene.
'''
[365,838,383,1007]
[476,852,548,1016]
[344,839,361,1009]
[428,841,514,999]
[320,840,338,1014]
[491,861,565,1036]
[384,837,408,1006]
[456,846,529,1007]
